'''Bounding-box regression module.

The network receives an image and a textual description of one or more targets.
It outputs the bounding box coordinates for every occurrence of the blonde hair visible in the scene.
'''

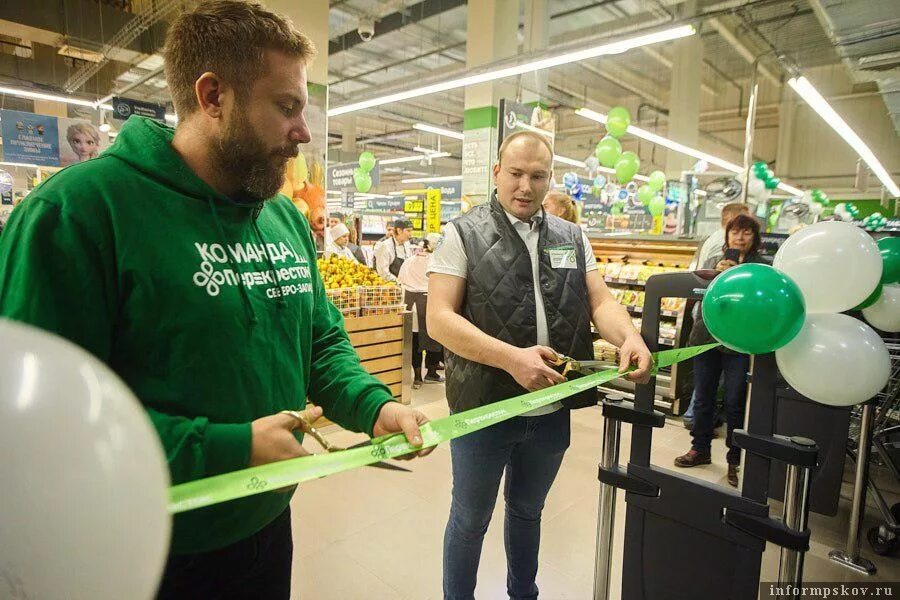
[544,190,579,224]
[164,0,316,117]
[66,123,99,145]
[497,130,554,164]
[721,201,750,226]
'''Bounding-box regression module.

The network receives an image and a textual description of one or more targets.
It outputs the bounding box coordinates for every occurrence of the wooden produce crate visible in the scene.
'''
[344,312,412,405]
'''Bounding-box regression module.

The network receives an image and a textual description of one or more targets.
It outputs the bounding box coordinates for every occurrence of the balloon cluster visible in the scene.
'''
[862,212,887,231]
[593,107,641,184]
[562,171,584,201]
[702,221,895,406]
[810,188,829,206]
[636,170,667,216]
[354,151,376,193]
[833,202,860,221]
[752,161,780,190]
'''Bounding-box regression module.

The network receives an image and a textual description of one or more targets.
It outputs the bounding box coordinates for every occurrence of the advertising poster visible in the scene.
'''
[58,117,110,167]
[497,98,556,152]
[0,109,59,167]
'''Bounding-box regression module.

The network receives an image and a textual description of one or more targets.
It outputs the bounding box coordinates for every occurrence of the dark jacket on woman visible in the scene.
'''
[689,250,769,351]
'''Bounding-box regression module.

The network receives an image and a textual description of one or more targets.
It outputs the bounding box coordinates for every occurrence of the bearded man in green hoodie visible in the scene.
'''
[0,1,432,597]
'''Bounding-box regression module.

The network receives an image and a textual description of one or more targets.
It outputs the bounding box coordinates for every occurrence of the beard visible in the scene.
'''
[216,110,298,201]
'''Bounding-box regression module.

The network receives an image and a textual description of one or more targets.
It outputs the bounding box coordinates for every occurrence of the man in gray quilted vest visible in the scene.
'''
[428,130,652,600]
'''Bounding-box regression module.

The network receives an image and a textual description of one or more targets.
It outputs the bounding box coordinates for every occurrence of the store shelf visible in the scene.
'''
[624,305,678,319]
[605,276,644,286]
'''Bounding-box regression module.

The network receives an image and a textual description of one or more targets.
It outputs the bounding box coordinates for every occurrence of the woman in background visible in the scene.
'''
[542,190,579,224]
[674,214,766,487]
[398,233,444,388]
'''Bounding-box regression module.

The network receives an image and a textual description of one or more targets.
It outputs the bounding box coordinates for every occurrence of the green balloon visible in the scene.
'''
[614,151,639,184]
[606,106,631,138]
[702,263,806,354]
[764,177,780,190]
[353,168,372,193]
[648,195,665,217]
[358,151,376,172]
[594,136,622,168]
[648,170,666,192]
[878,236,900,284]
[637,184,655,205]
[854,283,883,310]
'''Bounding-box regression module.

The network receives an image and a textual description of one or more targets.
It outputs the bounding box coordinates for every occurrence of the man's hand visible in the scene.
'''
[618,334,653,384]
[372,402,434,459]
[504,345,567,392]
[249,406,322,467]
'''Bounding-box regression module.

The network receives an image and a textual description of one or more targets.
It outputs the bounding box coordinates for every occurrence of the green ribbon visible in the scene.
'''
[169,344,718,513]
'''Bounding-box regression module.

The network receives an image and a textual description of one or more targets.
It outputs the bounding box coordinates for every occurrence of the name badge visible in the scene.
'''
[545,244,577,269]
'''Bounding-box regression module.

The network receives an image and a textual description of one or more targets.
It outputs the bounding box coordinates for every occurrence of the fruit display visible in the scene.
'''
[361,305,406,316]
[360,285,403,307]
[316,255,405,315]
[317,255,388,290]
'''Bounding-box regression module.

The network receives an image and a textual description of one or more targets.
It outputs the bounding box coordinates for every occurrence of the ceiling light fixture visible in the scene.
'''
[575,108,803,196]
[413,123,464,140]
[380,152,451,165]
[401,175,463,183]
[553,154,650,182]
[788,76,899,197]
[0,85,179,126]
[329,25,696,116]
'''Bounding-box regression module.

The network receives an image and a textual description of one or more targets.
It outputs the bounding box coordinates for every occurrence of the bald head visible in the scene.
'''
[493,132,554,221]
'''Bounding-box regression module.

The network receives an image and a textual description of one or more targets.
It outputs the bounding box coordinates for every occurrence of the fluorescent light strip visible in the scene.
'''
[401,175,463,183]
[553,154,650,182]
[789,76,899,197]
[413,146,442,155]
[0,86,178,125]
[380,152,450,165]
[576,108,802,196]
[514,120,555,138]
[413,123,464,140]
[0,160,41,168]
[329,25,696,116]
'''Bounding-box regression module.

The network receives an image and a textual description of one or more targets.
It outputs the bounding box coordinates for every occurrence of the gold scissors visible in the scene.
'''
[280,410,411,472]
[545,353,618,377]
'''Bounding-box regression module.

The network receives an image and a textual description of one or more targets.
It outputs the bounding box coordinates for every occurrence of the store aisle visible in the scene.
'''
[291,391,899,600]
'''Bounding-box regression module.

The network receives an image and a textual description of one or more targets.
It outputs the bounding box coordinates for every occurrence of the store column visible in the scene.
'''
[664,12,702,177]
[462,0,518,205]
[521,0,549,105]
[775,84,795,178]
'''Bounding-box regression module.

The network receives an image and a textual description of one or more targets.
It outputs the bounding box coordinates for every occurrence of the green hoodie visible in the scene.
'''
[0,116,395,554]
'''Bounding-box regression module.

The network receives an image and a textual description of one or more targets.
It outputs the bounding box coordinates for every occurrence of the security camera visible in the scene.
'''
[358,19,375,42]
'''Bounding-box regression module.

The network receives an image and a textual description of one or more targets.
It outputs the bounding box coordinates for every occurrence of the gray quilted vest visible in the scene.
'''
[445,194,596,413]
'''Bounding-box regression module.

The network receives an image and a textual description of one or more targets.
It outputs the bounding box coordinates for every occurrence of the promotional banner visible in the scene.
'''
[426,188,442,233]
[0,109,60,167]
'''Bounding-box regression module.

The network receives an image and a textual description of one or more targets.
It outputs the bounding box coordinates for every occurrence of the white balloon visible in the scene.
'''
[0,319,170,600]
[776,313,891,406]
[863,284,900,332]
[773,220,882,313]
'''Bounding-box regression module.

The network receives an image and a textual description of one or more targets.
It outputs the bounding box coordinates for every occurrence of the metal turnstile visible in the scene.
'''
[593,271,819,600]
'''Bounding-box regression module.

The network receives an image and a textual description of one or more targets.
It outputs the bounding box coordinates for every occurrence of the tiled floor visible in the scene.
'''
[290,382,900,599]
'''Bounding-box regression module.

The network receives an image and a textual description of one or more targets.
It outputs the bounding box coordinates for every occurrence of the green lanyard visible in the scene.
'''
[169,343,718,513]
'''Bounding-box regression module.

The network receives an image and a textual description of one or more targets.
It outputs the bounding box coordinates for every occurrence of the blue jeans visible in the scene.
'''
[443,409,571,600]
[690,350,750,465]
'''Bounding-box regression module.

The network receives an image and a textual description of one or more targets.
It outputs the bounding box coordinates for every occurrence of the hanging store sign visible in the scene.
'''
[327,162,381,191]
[112,97,166,123]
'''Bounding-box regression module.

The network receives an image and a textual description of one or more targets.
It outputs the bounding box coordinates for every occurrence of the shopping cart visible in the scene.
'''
[846,334,900,555]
